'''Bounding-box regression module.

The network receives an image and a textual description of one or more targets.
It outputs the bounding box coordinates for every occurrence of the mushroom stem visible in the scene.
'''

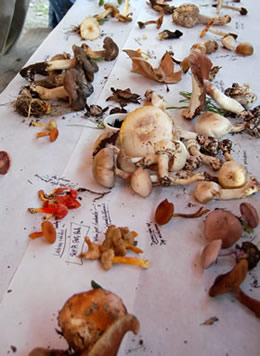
[216,0,223,14]
[96,7,114,20]
[186,139,222,171]
[197,14,231,25]
[214,4,248,15]
[36,128,59,142]
[30,84,68,100]
[30,119,57,130]
[151,171,207,185]
[204,80,245,114]
[112,256,150,269]
[123,0,130,16]
[232,287,260,318]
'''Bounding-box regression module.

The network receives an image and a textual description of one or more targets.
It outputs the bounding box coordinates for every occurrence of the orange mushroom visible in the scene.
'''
[29,220,56,244]
[36,127,59,142]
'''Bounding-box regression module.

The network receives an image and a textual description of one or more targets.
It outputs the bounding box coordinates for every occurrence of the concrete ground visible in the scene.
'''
[0,0,50,93]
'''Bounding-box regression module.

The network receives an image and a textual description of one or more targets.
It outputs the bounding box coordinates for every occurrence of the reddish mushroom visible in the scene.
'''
[29,220,56,244]
[0,151,11,175]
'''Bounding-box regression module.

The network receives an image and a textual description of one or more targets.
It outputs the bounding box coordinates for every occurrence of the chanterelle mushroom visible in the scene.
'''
[172,3,231,28]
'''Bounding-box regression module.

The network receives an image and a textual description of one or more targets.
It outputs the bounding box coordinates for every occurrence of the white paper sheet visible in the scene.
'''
[0,0,259,355]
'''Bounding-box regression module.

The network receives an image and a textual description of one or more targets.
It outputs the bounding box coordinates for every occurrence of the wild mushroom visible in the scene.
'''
[81,37,119,61]
[155,198,209,225]
[224,83,257,110]
[194,112,246,138]
[194,176,260,203]
[157,29,183,40]
[96,3,119,21]
[78,16,101,40]
[213,3,248,16]
[114,0,133,22]
[172,3,231,28]
[235,42,254,56]
[204,209,242,248]
[209,258,248,296]
[218,159,248,189]
[92,146,130,189]
[35,127,59,142]
[138,15,163,29]
[28,202,68,220]
[58,288,139,353]
[182,52,213,120]
[130,167,152,197]
[200,239,222,269]
[29,221,56,244]
[204,80,245,114]
[186,139,222,171]
[0,151,11,175]
[100,248,150,270]
[240,202,259,229]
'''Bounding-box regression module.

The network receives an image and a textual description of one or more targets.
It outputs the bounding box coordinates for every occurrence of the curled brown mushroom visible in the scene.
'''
[0,151,11,175]
[81,37,119,61]
[204,209,243,248]
[155,198,209,225]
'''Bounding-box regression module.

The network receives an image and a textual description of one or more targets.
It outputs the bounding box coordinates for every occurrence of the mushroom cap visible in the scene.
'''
[41,220,56,244]
[204,209,242,248]
[103,37,119,61]
[0,151,11,175]
[104,3,120,16]
[173,4,199,28]
[92,147,115,188]
[130,167,152,198]
[58,289,127,353]
[119,106,173,157]
[193,181,221,203]
[240,202,259,229]
[80,17,101,40]
[218,160,248,189]
[63,68,90,111]
[194,112,233,138]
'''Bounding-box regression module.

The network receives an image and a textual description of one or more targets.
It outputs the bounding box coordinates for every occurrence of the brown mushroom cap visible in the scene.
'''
[240,202,259,229]
[58,289,127,353]
[204,209,242,248]
[41,221,56,244]
[104,3,120,16]
[0,151,11,175]
[103,37,119,61]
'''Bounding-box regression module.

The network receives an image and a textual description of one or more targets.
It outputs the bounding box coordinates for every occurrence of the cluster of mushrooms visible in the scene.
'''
[29,288,140,356]
[92,51,259,202]
[15,37,119,118]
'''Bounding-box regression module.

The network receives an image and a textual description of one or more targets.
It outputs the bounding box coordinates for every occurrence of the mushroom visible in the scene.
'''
[172,3,231,28]
[92,146,130,189]
[78,16,101,40]
[81,37,119,61]
[224,83,257,110]
[29,221,56,244]
[114,0,133,22]
[194,112,246,138]
[204,209,242,248]
[138,15,163,29]
[157,29,183,40]
[182,52,213,120]
[186,139,222,171]
[194,176,260,203]
[213,3,248,16]
[100,248,150,270]
[218,159,248,189]
[200,239,222,269]
[0,151,11,175]
[96,3,119,21]
[236,42,254,56]
[35,127,59,142]
[209,258,248,296]
[221,34,237,51]
[155,198,209,225]
[130,167,153,197]
[58,288,139,354]
[240,202,259,229]
[28,202,68,220]
[204,80,245,114]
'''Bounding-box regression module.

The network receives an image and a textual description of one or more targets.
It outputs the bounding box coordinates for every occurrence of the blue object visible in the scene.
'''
[48,0,75,28]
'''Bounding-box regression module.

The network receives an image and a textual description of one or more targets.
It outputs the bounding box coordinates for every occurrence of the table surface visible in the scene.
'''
[0,0,259,355]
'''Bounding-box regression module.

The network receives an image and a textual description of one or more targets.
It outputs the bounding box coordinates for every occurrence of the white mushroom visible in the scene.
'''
[218,160,248,189]
[194,177,260,203]
[79,17,101,40]
[194,112,246,138]
[130,167,152,197]
[204,80,245,114]
[224,83,257,110]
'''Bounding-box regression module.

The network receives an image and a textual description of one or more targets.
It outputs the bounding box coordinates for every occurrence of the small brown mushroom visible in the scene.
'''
[204,209,242,248]
[81,37,119,61]
[0,151,11,175]
[240,202,259,229]
[138,15,163,29]
[29,220,56,244]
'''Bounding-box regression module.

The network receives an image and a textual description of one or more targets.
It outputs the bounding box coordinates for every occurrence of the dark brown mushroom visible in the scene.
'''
[239,202,259,229]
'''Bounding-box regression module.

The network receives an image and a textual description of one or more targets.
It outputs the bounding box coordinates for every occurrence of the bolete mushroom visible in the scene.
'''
[58,289,140,354]
[204,209,242,248]
[0,151,11,175]
[172,3,231,28]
